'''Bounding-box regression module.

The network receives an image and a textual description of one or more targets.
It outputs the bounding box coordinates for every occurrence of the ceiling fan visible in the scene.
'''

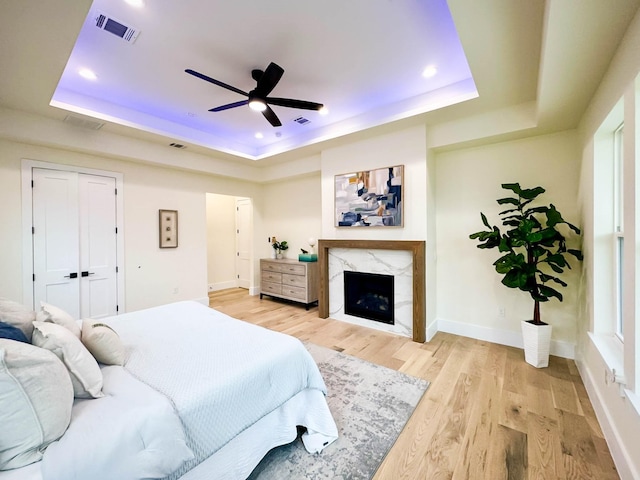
[185,62,324,127]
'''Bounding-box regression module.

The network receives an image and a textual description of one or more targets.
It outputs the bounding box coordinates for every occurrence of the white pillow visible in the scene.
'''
[0,339,73,470]
[0,298,35,340]
[42,366,194,480]
[81,319,126,366]
[32,321,104,399]
[36,302,81,338]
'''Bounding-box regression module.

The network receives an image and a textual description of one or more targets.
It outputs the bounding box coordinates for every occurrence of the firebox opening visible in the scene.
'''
[344,271,394,325]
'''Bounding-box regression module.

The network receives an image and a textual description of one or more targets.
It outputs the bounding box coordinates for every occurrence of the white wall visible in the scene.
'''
[575,8,640,479]
[434,131,582,356]
[262,173,323,259]
[206,193,239,291]
[320,125,428,240]
[0,138,264,312]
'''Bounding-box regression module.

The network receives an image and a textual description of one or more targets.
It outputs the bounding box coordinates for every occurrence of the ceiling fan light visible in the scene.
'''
[249,99,267,112]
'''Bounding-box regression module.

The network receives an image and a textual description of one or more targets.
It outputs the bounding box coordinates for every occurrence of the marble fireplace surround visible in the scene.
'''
[318,239,426,342]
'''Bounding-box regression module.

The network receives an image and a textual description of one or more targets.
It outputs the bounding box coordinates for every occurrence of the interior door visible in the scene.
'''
[78,174,118,318]
[32,168,118,318]
[235,198,251,289]
[32,168,81,317]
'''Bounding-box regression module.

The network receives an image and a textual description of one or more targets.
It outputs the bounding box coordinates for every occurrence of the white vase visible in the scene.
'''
[276,253,283,259]
[521,320,552,368]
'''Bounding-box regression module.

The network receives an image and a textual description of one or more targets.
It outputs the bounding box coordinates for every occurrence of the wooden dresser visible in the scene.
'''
[260,258,318,309]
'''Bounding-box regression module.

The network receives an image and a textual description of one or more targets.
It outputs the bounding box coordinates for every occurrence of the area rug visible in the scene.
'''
[248,343,430,480]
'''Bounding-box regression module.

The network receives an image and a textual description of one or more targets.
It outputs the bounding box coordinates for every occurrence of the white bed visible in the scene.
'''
[0,301,338,480]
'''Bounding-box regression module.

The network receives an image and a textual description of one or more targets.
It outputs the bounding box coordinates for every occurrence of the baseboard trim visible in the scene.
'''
[208,281,238,292]
[436,317,575,359]
[576,356,638,480]
[426,319,438,342]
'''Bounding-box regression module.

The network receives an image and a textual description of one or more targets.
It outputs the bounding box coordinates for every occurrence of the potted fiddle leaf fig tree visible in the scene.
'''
[469,183,583,368]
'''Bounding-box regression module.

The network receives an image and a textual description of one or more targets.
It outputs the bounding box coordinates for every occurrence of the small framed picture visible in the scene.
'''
[159,209,178,248]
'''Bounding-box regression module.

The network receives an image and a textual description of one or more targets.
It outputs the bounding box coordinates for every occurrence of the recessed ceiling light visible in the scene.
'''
[255,132,264,139]
[319,106,329,116]
[78,68,97,81]
[422,65,437,78]
[124,0,144,7]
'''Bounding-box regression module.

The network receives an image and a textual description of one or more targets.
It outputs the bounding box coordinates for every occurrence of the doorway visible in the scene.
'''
[205,194,253,293]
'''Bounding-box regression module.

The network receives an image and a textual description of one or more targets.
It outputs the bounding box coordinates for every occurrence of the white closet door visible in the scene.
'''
[32,168,81,317]
[236,198,251,289]
[32,168,118,319]
[79,174,118,318]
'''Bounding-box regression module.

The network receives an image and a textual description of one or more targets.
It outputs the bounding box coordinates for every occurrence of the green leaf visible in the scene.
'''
[497,197,519,206]
[480,212,491,229]
[502,183,545,199]
[501,183,523,196]
[567,222,581,234]
[568,249,583,260]
[538,284,563,301]
[523,206,548,216]
[550,277,568,287]
[498,209,521,217]
[502,269,531,290]
[545,204,564,227]
[498,236,511,252]
[503,219,521,227]
[549,263,564,274]
[519,186,546,200]
[526,231,543,243]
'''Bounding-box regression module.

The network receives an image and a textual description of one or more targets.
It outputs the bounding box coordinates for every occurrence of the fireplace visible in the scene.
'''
[318,239,425,342]
[344,271,395,325]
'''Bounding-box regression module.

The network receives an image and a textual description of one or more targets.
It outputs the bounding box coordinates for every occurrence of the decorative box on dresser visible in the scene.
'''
[260,258,318,310]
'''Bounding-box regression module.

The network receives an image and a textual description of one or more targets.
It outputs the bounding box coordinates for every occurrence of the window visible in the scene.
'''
[613,123,624,341]
[593,98,623,341]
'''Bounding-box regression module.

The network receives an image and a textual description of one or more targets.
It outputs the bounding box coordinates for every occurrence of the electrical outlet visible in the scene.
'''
[173,287,179,294]
[498,307,506,318]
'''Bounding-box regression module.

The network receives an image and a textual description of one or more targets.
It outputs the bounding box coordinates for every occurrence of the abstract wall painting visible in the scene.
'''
[334,165,403,227]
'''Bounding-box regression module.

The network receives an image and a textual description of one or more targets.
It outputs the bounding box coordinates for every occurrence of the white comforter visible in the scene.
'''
[33,301,337,480]
[106,301,334,478]
[42,366,194,480]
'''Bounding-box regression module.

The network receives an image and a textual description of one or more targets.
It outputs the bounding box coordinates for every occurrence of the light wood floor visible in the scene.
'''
[209,288,618,480]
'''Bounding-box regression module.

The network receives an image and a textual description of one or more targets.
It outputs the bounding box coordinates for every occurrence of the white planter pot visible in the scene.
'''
[521,320,552,368]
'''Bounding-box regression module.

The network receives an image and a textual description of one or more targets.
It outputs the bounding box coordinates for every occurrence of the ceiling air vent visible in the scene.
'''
[293,116,310,125]
[169,142,186,149]
[94,11,140,43]
[63,115,104,130]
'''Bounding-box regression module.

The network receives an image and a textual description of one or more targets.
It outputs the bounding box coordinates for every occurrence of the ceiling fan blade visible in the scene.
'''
[255,62,284,97]
[209,100,249,112]
[262,105,282,127]
[185,69,248,97]
[266,97,324,111]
